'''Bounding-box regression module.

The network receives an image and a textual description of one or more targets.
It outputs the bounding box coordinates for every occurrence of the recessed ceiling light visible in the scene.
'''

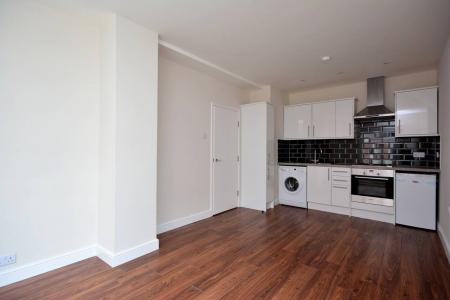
[321,56,331,61]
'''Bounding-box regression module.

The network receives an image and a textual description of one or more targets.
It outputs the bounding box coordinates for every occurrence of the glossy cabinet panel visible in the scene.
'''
[307,166,331,204]
[284,104,311,139]
[395,87,438,137]
[335,99,355,138]
[312,101,336,139]
[284,98,354,140]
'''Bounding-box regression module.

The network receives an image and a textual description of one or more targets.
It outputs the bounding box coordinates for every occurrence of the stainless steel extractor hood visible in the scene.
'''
[354,76,395,119]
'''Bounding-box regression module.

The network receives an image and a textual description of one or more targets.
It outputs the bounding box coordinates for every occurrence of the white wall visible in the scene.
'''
[98,13,117,255]
[270,87,288,140]
[114,15,159,252]
[157,57,244,227]
[289,69,438,111]
[0,2,159,285]
[268,87,287,205]
[0,1,99,271]
[97,14,159,261]
[438,34,450,258]
[244,86,272,103]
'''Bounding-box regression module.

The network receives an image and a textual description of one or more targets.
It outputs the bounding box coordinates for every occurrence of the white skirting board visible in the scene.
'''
[438,223,450,264]
[0,245,97,288]
[307,202,395,224]
[0,239,160,288]
[351,209,395,224]
[157,209,213,234]
[1,208,216,288]
[96,239,159,268]
[308,202,351,216]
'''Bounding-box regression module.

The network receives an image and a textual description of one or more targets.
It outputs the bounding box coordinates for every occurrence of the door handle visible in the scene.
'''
[333,186,347,189]
[354,176,388,181]
[214,158,221,162]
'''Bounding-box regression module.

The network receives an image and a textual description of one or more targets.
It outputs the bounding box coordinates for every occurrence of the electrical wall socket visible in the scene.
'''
[0,254,16,267]
[413,152,425,158]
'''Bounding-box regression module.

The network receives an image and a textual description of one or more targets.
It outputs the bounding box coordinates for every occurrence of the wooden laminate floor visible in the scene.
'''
[1,206,449,299]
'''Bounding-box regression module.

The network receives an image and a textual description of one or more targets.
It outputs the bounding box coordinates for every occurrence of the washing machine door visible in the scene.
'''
[284,176,303,194]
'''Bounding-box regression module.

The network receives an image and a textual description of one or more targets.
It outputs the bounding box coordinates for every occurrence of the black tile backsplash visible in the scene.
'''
[278,117,440,168]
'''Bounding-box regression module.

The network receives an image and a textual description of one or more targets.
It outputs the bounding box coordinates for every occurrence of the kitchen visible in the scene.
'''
[1,1,450,298]
[279,76,439,228]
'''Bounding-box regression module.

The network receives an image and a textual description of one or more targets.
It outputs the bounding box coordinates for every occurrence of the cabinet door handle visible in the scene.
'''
[333,179,348,182]
[348,123,351,136]
[308,125,310,137]
[398,119,401,134]
[333,186,347,189]
[313,125,315,137]
[328,168,330,181]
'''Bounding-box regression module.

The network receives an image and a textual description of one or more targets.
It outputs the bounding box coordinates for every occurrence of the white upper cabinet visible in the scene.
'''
[284,98,355,140]
[312,101,336,139]
[284,104,311,139]
[395,87,438,137]
[335,98,355,138]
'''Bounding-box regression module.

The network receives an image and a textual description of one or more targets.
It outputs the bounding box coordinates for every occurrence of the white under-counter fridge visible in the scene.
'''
[395,172,437,230]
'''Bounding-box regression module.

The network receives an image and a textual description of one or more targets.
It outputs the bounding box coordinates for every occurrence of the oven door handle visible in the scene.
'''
[353,176,389,181]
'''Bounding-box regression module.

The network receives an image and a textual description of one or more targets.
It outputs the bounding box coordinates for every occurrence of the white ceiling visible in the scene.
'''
[44,0,450,91]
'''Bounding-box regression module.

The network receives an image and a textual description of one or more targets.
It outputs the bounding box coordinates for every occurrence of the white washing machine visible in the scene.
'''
[278,165,307,208]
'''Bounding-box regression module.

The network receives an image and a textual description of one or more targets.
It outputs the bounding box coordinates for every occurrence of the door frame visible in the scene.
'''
[210,103,240,215]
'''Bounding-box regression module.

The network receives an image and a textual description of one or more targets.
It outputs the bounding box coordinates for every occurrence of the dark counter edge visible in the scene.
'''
[278,162,440,173]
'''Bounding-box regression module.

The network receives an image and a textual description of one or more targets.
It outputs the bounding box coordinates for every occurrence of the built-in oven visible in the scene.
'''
[351,168,394,207]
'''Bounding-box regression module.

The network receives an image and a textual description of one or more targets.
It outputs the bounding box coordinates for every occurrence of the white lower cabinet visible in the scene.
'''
[307,166,351,215]
[307,166,331,205]
[331,167,351,207]
[332,186,350,207]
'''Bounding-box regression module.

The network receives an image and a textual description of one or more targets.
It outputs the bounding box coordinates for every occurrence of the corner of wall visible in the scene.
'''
[96,239,159,267]
[438,33,450,261]
[438,223,450,263]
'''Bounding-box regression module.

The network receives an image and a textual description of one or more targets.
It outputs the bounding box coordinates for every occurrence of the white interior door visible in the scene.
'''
[212,104,239,214]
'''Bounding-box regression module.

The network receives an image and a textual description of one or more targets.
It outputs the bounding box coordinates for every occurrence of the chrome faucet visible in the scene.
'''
[312,148,322,164]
